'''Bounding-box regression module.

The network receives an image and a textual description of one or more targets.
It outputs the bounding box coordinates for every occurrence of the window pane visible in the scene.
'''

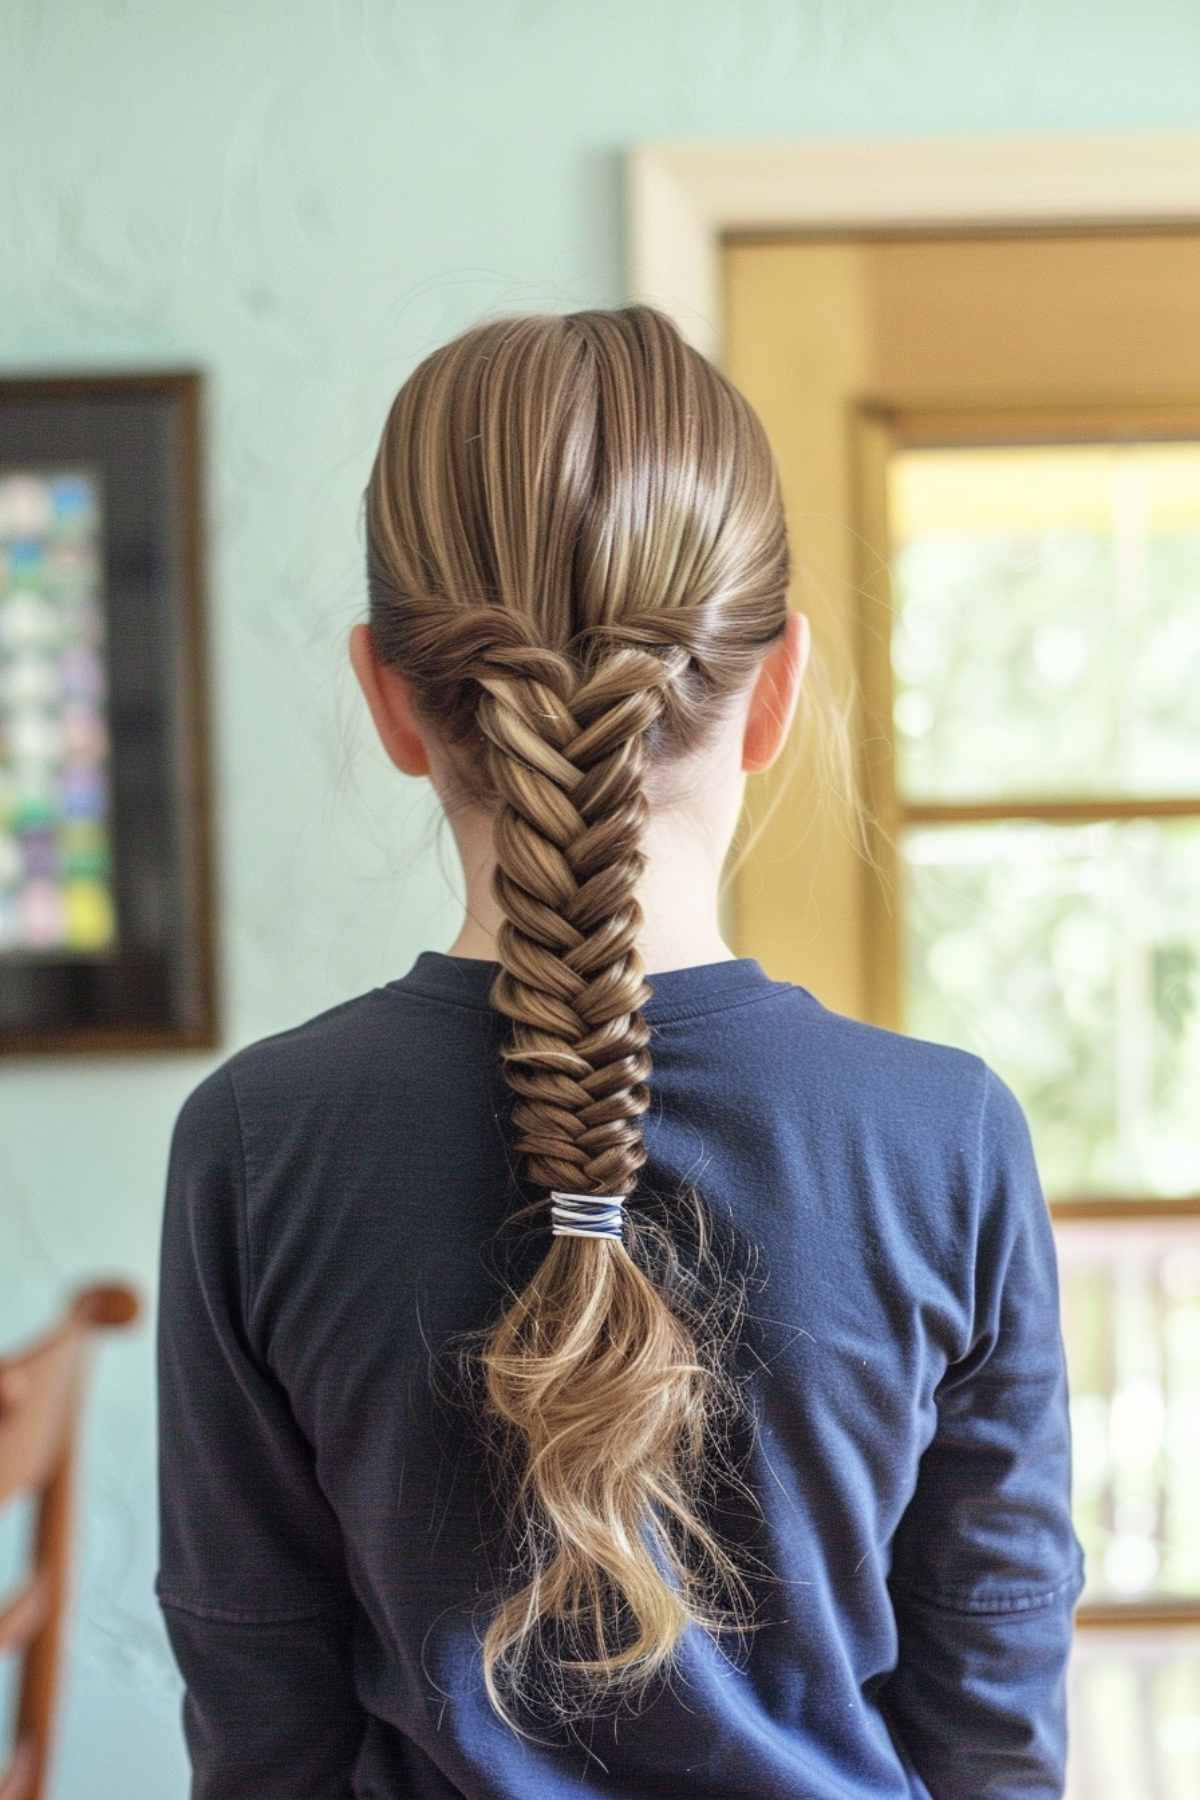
[1059,1219,1200,1606]
[888,443,1200,801]
[1067,1632,1200,1799]
[903,818,1200,1200]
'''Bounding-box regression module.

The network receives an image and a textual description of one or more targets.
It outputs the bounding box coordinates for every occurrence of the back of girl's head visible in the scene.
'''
[362,305,804,1737]
[365,305,790,765]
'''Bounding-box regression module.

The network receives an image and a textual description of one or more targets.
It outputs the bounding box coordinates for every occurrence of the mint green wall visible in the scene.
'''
[2,3,1198,1792]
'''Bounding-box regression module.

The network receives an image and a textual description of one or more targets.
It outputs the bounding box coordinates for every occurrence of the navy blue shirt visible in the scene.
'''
[155,952,1085,1798]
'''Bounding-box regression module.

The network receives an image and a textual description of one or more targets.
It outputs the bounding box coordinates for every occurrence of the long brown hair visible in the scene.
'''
[363,305,855,1737]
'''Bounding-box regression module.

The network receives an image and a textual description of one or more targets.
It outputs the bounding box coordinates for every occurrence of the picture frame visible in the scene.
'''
[0,369,218,1053]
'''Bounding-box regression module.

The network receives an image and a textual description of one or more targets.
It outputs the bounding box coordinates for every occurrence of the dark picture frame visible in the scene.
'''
[0,370,217,1053]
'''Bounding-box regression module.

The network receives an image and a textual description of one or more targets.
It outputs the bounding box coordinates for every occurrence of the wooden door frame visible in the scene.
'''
[626,132,1200,363]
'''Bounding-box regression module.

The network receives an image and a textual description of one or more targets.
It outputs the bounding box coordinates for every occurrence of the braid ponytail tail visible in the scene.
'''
[463,642,763,1737]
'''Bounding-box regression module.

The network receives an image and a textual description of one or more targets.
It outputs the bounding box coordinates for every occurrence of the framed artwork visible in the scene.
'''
[0,370,217,1052]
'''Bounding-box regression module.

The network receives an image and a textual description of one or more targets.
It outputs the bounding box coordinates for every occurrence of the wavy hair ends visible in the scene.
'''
[363,305,796,1738]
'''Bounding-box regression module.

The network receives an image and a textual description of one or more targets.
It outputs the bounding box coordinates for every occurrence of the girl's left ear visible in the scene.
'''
[348,622,432,777]
[741,610,811,773]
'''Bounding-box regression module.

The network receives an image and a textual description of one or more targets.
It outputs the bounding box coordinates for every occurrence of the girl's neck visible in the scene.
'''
[444,808,739,976]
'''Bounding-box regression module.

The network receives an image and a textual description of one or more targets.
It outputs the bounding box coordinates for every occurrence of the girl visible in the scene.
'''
[156,305,1085,1799]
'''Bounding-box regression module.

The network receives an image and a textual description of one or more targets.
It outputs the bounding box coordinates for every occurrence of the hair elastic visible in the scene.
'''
[549,1190,628,1241]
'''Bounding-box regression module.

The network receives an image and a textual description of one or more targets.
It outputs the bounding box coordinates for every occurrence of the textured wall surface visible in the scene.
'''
[1,2,1199,1792]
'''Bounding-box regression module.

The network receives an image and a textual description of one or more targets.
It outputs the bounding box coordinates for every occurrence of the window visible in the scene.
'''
[726,229,1200,1792]
[888,435,1200,1203]
[856,406,1200,1794]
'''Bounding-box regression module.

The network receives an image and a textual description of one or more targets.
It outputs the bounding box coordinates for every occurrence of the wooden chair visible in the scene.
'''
[0,1283,141,1800]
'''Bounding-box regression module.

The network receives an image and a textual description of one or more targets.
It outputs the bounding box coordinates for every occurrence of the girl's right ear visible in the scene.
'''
[741,609,810,774]
[348,622,432,777]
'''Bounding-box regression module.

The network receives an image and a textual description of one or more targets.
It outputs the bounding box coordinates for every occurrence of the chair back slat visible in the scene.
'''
[0,1283,140,1800]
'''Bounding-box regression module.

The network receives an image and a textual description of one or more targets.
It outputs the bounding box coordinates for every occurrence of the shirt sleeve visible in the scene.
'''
[882,1063,1087,1799]
[154,1063,367,1799]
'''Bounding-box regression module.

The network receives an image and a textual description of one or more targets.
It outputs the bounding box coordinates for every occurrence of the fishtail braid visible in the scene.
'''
[475,640,688,1196]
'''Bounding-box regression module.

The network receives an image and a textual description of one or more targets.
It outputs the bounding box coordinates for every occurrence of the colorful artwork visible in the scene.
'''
[0,467,117,954]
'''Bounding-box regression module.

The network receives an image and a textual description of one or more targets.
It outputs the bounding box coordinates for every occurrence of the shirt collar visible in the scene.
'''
[386,949,801,1024]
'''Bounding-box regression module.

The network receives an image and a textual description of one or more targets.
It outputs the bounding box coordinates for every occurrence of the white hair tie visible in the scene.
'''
[550,1191,628,1240]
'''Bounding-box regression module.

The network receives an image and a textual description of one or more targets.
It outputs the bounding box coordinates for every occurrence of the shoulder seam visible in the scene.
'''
[220,1063,256,1339]
[967,1056,993,1343]
[974,1058,994,1183]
